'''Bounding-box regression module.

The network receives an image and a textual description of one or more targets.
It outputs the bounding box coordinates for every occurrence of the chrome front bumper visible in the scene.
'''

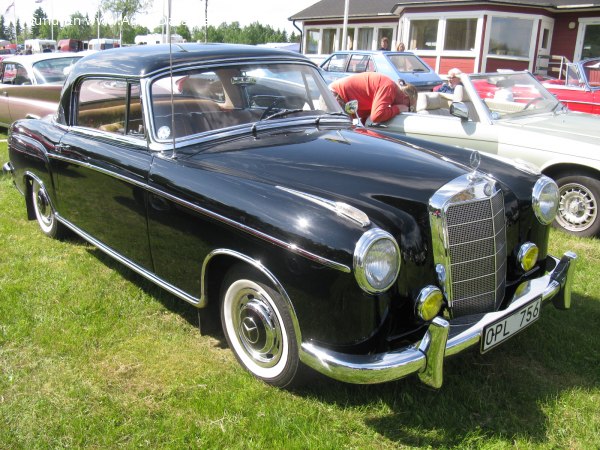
[300,251,577,388]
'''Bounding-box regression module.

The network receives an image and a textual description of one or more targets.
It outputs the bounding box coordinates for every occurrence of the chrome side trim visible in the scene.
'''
[200,249,302,346]
[56,214,201,306]
[276,185,370,227]
[300,252,576,387]
[47,153,351,274]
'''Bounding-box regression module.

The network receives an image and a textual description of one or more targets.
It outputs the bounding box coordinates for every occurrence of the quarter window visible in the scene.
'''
[76,79,144,137]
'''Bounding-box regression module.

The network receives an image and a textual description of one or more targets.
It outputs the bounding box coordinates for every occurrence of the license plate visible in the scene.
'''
[481,297,541,353]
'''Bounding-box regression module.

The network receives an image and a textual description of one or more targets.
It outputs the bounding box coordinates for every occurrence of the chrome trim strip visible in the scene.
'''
[300,252,577,386]
[47,153,350,273]
[200,249,302,346]
[56,214,201,306]
[276,185,370,227]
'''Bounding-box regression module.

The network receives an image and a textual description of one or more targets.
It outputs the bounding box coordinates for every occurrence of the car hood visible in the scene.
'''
[500,111,600,150]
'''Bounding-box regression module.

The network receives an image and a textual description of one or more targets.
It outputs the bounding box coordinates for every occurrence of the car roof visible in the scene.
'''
[3,52,81,65]
[68,43,313,80]
[328,51,414,56]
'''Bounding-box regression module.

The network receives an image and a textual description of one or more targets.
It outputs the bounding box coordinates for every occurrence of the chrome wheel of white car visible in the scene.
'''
[555,175,600,237]
[221,266,302,387]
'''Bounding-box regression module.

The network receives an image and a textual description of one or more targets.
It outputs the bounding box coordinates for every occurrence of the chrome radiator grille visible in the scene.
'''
[430,174,507,317]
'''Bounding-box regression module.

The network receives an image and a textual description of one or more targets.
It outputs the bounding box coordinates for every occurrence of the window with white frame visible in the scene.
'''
[306,29,319,54]
[322,29,337,54]
[488,16,534,58]
[357,28,374,50]
[408,19,438,50]
[444,18,477,51]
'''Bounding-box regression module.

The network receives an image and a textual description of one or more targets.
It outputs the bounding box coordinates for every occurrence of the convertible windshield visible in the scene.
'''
[470,72,562,119]
[150,63,342,141]
[32,56,82,84]
[582,59,600,90]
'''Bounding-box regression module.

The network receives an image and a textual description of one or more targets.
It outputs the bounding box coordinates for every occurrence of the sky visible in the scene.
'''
[6,0,318,35]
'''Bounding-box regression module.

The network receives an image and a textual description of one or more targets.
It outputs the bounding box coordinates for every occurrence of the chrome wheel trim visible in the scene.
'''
[32,180,55,233]
[223,279,289,378]
[556,182,597,232]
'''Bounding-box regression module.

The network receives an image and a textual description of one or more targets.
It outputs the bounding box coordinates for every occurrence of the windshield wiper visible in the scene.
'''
[262,109,304,121]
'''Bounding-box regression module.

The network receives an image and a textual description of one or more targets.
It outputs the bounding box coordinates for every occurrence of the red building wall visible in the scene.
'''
[438,58,477,75]
[484,59,530,72]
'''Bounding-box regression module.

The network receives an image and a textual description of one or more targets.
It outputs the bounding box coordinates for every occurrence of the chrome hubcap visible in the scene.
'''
[34,184,53,228]
[557,183,597,231]
[233,289,283,368]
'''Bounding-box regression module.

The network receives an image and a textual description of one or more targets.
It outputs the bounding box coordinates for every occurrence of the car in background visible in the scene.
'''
[541,57,600,115]
[366,70,600,237]
[3,44,576,389]
[320,50,442,91]
[0,53,83,127]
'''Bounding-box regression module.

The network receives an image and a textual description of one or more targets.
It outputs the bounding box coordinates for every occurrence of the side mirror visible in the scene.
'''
[450,102,469,121]
[345,99,358,116]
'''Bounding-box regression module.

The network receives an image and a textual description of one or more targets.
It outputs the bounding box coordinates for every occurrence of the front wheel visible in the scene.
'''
[554,174,600,237]
[31,178,65,239]
[220,266,303,388]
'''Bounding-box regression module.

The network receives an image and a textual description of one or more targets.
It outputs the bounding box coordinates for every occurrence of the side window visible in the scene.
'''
[347,55,373,73]
[323,54,348,72]
[76,79,144,138]
[3,63,30,85]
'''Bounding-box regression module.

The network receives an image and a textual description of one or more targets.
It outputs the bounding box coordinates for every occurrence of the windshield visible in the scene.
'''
[150,62,343,141]
[582,59,600,90]
[387,54,430,73]
[469,72,562,120]
[32,56,82,84]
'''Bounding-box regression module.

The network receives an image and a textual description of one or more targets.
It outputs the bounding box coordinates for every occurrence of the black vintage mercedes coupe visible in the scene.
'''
[3,44,577,388]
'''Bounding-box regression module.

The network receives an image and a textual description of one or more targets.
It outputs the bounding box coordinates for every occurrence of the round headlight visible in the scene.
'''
[354,229,400,294]
[532,176,559,225]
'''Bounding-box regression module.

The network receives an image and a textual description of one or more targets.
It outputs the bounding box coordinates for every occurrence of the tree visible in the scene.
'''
[175,23,191,42]
[0,15,6,41]
[101,0,152,44]
[31,7,47,38]
[58,13,92,41]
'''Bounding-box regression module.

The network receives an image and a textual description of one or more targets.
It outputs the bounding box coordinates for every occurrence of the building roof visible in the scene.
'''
[289,0,600,21]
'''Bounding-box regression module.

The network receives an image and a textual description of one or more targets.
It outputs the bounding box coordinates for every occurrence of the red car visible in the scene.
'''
[541,58,600,115]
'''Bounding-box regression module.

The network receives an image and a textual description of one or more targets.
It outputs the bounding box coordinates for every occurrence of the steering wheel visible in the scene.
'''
[524,97,544,109]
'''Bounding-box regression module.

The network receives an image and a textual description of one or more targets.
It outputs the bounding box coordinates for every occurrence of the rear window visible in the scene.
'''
[387,54,430,73]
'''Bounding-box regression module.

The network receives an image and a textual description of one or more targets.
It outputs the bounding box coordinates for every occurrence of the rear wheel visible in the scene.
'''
[554,174,600,237]
[220,265,303,388]
[31,178,65,239]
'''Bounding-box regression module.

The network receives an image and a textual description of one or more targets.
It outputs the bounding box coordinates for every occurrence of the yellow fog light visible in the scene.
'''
[518,242,539,272]
[416,286,444,321]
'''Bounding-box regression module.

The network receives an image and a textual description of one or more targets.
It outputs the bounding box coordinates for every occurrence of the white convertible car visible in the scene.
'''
[367,71,600,237]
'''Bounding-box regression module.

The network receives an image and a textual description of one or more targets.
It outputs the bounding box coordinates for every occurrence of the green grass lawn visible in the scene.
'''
[1,135,599,448]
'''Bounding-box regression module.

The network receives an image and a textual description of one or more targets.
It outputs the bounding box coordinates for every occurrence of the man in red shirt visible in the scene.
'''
[329,72,416,124]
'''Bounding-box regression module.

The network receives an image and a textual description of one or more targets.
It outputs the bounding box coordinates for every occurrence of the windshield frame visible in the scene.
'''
[466,71,562,121]
[148,60,345,144]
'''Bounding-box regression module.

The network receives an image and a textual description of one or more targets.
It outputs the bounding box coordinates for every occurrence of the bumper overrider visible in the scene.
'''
[300,251,577,388]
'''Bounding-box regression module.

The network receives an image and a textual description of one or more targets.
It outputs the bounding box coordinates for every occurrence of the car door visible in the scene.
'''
[55,78,154,270]
[380,113,501,155]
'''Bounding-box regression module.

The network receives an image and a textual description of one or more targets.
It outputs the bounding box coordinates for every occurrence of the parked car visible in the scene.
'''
[541,57,600,115]
[320,50,442,91]
[0,53,83,127]
[367,70,600,237]
[3,44,576,389]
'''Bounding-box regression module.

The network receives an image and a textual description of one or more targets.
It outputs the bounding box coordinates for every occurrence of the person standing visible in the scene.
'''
[379,37,390,51]
[330,72,417,124]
